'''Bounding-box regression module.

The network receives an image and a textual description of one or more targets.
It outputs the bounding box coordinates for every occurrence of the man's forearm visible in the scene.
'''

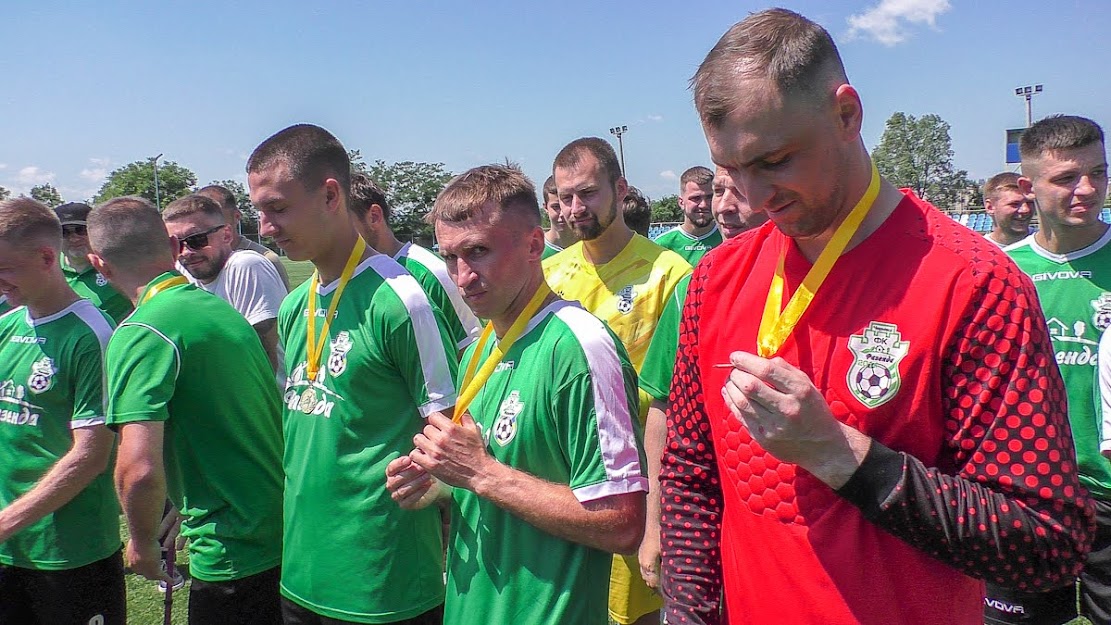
[472,461,645,554]
[118,466,167,546]
[644,403,667,539]
[0,428,113,542]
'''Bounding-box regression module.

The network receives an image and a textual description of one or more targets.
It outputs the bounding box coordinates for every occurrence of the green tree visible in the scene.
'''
[872,112,972,210]
[207,179,257,233]
[0,186,11,201]
[365,160,454,240]
[650,195,682,223]
[30,183,63,208]
[94,159,197,208]
[348,149,370,176]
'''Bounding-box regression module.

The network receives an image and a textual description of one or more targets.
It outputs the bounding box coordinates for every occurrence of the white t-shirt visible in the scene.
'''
[181,250,288,383]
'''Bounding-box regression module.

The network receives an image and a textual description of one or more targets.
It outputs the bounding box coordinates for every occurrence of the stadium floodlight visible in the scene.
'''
[1015,85,1044,127]
[609,125,629,176]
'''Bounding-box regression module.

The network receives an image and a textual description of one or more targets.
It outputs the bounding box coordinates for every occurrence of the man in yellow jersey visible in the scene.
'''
[543,136,691,625]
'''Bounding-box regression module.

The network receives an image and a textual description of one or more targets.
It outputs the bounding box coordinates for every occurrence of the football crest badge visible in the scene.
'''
[492,390,523,446]
[327,331,353,376]
[616,286,635,314]
[1091,293,1111,331]
[846,321,909,408]
[28,357,56,394]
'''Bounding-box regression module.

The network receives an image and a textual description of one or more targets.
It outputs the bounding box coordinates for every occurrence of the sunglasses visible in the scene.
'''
[179,224,227,252]
[62,224,87,236]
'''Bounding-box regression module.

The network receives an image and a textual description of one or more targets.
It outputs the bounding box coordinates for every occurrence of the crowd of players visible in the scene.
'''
[1,7,1110,625]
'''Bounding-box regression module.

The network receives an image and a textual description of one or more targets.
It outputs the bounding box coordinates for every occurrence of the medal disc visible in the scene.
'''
[299,387,317,414]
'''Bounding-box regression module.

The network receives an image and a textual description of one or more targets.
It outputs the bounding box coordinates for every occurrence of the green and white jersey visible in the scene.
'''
[395,242,481,350]
[542,240,564,260]
[652,225,723,266]
[0,296,11,316]
[104,273,283,582]
[445,298,646,625]
[61,257,133,324]
[278,253,459,623]
[0,300,120,570]
[638,273,691,403]
[1008,228,1111,499]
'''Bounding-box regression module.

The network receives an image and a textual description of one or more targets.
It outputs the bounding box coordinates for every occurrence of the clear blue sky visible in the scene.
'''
[2,0,1108,204]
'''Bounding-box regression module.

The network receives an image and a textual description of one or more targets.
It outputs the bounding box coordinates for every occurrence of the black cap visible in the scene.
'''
[55,202,92,226]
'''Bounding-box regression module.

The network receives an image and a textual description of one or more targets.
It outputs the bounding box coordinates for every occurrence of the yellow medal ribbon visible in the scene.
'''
[756,161,882,357]
[138,275,189,305]
[453,282,553,422]
[305,239,367,382]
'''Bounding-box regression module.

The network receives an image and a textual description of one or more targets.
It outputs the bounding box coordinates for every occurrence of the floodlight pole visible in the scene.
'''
[609,125,628,176]
[151,154,163,210]
[1014,85,1043,127]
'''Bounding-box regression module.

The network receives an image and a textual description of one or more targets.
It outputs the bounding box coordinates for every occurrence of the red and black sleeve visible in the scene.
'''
[660,259,724,625]
[837,261,1095,590]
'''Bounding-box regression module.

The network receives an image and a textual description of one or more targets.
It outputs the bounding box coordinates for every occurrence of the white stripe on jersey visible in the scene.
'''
[397,242,482,349]
[552,300,647,502]
[116,322,182,381]
[27,300,115,429]
[369,254,458,417]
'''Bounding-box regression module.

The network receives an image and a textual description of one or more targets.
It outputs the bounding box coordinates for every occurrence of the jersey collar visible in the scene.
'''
[1023,225,1111,263]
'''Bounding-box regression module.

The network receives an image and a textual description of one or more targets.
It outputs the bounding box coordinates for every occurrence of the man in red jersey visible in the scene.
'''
[658,8,1094,625]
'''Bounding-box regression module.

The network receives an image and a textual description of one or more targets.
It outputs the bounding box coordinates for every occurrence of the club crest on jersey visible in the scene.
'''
[95,274,109,287]
[327,331,353,376]
[27,357,56,394]
[846,321,909,408]
[492,390,523,446]
[616,286,635,314]
[1091,293,1111,331]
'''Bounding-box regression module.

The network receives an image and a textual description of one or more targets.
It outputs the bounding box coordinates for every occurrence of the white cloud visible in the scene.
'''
[646,114,663,122]
[0,164,7,170]
[79,158,112,184]
[847,0,951,46]
[16,166,55,186]
[659,170,678,181]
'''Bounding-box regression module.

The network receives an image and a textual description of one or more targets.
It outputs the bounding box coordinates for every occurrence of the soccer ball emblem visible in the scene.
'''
[854,364,891,400]
[1095,309,1111,332]
[493,412,517,446]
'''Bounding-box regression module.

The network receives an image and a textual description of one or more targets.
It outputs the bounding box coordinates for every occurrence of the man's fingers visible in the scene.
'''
[729,351,804,393]
[726,368,788,413]
[386,454,414,477]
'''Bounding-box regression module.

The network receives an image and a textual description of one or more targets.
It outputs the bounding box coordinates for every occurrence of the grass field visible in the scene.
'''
[282,257,315,288]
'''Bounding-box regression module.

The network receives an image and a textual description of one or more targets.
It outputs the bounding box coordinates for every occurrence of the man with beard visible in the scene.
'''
[196,184,291,290]
[635,166,765,592]
[54,202,133,323]
[541,175,577,259]
[163,194,288,382]
[983,172,1033,248]
[544,136,690,625]
[652,166,721,265]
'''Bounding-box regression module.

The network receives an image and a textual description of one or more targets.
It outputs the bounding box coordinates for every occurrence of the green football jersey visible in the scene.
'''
[278,253,459,623]
[395,242,481,350]
[652,225,723,265]
[639,273,691,403]
[445,299,646,625]
[0,300,120,570]
[542,240,564,260]
[61,257,133,324]
[1008,229,1111,499]
[104,273,283,582]
[0,296,11,316]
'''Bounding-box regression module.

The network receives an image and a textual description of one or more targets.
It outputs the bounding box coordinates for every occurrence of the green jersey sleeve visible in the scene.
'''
[69,333,108,429]
[379,279,460,417]
[639,273,691,403]
[104,323,180,425]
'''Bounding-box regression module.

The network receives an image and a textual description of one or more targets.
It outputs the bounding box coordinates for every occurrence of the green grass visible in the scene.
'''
[281,258,315,289]
[121,518,189,625]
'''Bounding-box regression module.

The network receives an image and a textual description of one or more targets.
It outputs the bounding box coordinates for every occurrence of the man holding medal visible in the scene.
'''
[248,124,459,625]
[385,164,647,625]
[660,9,1094,625]
[88,196,285,625]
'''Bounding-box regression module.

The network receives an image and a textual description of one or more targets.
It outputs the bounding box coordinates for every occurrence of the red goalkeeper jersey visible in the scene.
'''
[660,191,1093,625]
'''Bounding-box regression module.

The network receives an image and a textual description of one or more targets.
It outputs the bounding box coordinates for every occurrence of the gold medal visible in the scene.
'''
[299,387,317,414]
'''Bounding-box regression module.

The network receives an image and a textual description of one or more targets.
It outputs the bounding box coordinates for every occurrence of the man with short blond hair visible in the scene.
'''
[197,184,291,289]
[663,9,1092,625]
[163,194,287,381]
[387,164,646,625]
[541,175,576,259]
[0,197,124,625]
[545,136,690,625]
[653,166,721,264]
[983,172,1033,247]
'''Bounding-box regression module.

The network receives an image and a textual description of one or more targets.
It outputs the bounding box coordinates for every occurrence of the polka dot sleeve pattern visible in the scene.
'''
[659,259,723,625]
[838,258,1096,590]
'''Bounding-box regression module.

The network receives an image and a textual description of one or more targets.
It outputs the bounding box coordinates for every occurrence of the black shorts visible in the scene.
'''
[0,548,125,625]
[189,566,282,625]
[281,597,444,625]
[985,498,1111,625]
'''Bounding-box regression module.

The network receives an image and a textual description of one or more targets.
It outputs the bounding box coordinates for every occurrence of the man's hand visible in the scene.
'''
[721,351,871,489]
[638,526,661,591]
[410,412,496,492]
[386,454,447,509]
[158,507,186,552]
[125,537,172,584]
